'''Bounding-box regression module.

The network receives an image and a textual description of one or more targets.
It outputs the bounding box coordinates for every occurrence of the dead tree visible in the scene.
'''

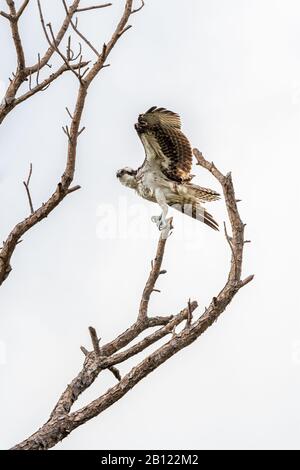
[0,0,254,451]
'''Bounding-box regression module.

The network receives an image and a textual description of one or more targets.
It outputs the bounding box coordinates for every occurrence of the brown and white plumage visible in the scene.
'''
[117,106,220,231]
[136,106,193,183]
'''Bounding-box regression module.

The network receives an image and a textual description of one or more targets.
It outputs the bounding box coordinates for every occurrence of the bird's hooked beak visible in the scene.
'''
[116,169,123,178]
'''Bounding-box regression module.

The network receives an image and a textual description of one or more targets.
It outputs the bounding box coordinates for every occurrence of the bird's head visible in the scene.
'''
[116,167,138,189]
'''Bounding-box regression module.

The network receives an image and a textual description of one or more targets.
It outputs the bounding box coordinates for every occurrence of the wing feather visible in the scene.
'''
[151,125,192,181]
[136,106,192,182]
[144,106,181,128]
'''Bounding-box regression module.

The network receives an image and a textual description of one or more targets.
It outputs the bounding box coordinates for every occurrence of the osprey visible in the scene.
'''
[116,106,220,231]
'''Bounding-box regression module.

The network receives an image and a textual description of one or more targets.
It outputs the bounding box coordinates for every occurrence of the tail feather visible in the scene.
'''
[186,183,220,202]
[169,201,219,231]
[167,182,220,230]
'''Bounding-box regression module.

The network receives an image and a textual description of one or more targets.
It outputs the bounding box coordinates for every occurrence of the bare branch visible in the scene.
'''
[108,366,121,381]
[62,125,71,140]
[44,19,81,82]
[12,302,189,449]
[25,162,33,187]
[16,0,30,19]
[84,0,134,84]
[194,148,245,282]
[76,3,112,12]
[62,0,100,57]
[77,126,86,136]
[31,0,81,74]
[239,274,255,287]
[66,185,81,195]
[0,1,84,126]
[131,0,144,14]
[118,24,132,38]
[138,219,172,321]
[65,107,74,120]
[80,346,89,356]
[36,53,41,86]
[88,326,101,356]
[5,0,27,69]
[72,43,83,62]
[13,60,89,109]
[28,69,32,90]
[22,163,34,214]
[99,303,198,369]
[0,10,12,20]
[186,299,193,328]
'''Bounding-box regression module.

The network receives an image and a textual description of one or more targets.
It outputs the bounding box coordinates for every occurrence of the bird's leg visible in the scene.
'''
[151,188,169,231]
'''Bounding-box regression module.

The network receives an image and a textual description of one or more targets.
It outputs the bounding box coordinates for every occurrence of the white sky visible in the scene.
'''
[1,0,300,450]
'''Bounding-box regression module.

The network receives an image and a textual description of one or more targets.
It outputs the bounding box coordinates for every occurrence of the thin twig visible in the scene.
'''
[0,10,12,20]
[67,35,72,61]
[89,326,101,356]
[30,0,81,74]
[108,366,121,381]
[46,22,81,81]
[131,0,144,14]
[239,274,255,287]
[62,125,71,140]
[118,24,132,37]
[22,163,34,214]
[28,69,32,90]
[0,1,81,126]
[72,43,82,62]
[186,299,193,327]
[67,185,81,194]
[13,60,89,108]
[16,0,30,19]
[77,126,85,136]
[76,3,112,12]
[36,1,80,81]
[62,0,100,57]
[66,107,74,120]
[36,53,41,86]
[80,346,89,356]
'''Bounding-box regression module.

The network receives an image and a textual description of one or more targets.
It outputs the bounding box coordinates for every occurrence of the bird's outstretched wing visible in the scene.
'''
[135,106,193,182]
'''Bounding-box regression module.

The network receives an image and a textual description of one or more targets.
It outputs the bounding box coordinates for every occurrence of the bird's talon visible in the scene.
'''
[151,215,168,230]
[158,221,168,231]
[151,215,161,227]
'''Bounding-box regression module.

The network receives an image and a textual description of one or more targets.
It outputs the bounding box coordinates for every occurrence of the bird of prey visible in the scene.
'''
[116,106,220,231]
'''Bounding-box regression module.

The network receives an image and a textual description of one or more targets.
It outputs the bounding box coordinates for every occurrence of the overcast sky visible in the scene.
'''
[1,0,300,450]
